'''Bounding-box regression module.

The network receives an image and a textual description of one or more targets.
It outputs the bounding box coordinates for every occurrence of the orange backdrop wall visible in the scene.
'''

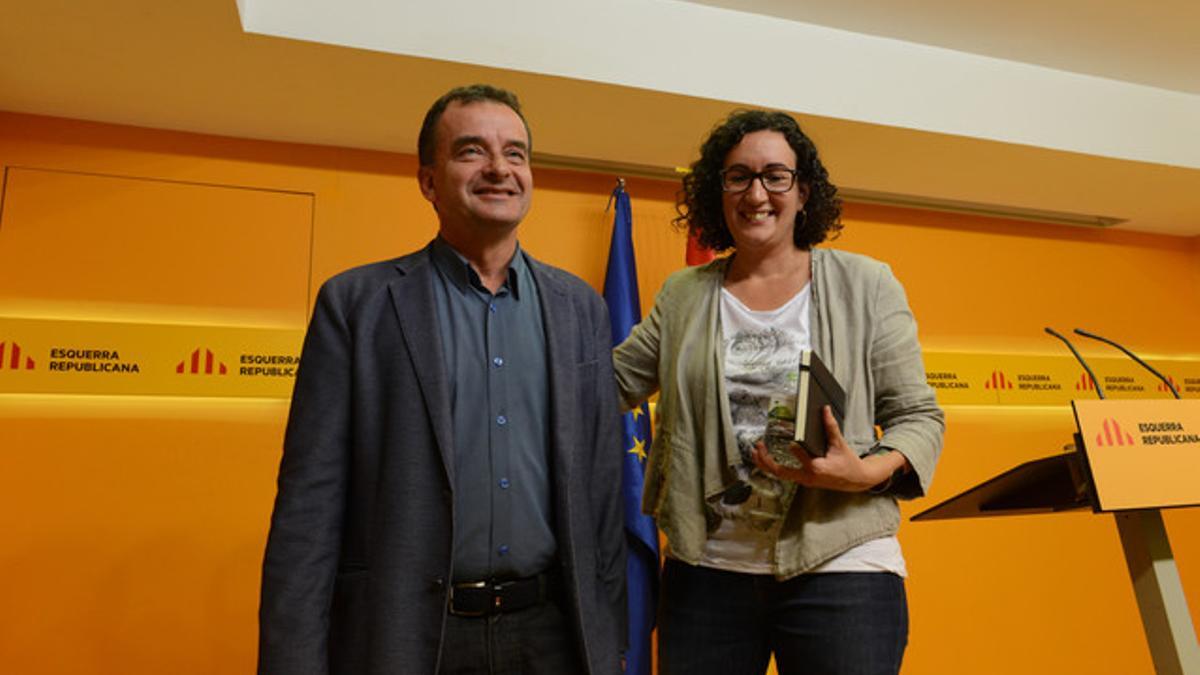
[1,111,1198,674]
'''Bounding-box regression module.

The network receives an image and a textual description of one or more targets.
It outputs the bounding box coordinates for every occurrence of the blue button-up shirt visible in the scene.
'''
[429,237,555,582]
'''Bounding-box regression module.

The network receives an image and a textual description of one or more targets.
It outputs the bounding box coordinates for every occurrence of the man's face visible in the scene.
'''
[419,100,533,237]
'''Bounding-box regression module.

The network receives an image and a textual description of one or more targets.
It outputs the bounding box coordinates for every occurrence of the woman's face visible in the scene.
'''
[720,130,809,254]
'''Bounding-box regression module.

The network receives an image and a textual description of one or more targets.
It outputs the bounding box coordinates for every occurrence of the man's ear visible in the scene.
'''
[418,166,437,205]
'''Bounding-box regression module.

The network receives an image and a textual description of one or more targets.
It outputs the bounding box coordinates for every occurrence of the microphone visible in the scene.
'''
[1072,329,1181,399]
[1044,327,1105,400]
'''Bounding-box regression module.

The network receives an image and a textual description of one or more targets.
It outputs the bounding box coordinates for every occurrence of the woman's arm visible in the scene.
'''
[612,285,668,411]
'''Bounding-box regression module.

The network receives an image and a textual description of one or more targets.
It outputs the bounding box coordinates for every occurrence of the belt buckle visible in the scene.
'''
[449,580,491,617]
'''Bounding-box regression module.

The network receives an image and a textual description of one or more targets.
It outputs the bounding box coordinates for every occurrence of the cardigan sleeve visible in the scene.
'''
[612,283,669,411]
[869,264,945,499]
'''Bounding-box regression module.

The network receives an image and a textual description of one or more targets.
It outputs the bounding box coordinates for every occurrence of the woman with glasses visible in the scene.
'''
[613,109,944,675]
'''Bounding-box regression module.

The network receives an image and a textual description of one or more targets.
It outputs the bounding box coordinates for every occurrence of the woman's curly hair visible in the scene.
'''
[675,109,842,252]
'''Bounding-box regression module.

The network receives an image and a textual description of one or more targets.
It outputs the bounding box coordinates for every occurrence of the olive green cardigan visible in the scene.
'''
[613,248,944,579]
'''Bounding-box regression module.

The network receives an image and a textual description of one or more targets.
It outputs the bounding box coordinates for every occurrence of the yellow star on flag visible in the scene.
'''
[631,407,644,421]
[627,436,647,462]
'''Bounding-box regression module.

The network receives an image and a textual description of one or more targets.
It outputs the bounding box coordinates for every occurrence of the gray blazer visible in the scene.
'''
[259,243,627,675]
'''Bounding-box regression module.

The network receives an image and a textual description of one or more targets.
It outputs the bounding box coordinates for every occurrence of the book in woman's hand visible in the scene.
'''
[793,350,846,457]
[763,351,847,467]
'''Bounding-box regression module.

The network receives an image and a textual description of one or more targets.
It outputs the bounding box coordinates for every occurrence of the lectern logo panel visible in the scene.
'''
[1072,399,1200,511]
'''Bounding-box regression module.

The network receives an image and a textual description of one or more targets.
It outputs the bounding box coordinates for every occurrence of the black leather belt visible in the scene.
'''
[448,571,560,617]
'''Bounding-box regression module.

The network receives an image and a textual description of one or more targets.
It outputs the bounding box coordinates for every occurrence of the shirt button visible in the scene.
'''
[498,478,510,489]
[496,415,507,426]
[488,303,497,313]
[492,356,504,367]
[497,545,509,556]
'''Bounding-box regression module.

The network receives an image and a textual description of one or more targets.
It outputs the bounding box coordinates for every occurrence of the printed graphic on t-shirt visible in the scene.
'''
[711,325,800,533]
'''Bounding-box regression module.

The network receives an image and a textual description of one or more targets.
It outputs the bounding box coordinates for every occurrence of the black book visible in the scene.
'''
[764,350,846,465]
[793,350,846,457]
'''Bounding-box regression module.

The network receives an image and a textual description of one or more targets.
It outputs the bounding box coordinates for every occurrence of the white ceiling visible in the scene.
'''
[685,0,1200,95]
[3,0,1200,236]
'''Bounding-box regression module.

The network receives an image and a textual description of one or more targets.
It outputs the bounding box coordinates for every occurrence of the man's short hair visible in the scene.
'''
[418,84,532,167]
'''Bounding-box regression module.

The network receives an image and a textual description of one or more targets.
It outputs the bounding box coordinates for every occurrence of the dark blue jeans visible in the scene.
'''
[659,559,908,675]
[439,598,585,675]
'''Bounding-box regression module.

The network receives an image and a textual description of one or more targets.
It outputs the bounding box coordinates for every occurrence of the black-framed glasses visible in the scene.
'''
[720,167,798,194]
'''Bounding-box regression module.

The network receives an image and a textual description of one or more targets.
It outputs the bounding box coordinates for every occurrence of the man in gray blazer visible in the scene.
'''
[258,84,627,675]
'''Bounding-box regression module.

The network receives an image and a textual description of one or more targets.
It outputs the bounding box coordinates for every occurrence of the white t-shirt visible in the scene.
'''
[697,285,906,577]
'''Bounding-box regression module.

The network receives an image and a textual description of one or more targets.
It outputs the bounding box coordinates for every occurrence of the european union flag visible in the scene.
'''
[603,182,659,675]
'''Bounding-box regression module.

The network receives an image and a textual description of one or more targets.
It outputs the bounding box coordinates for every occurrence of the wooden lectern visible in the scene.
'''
[914,399,1200,674]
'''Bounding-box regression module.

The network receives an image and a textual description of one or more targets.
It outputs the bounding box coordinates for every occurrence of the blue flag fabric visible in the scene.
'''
[603,184,659,675]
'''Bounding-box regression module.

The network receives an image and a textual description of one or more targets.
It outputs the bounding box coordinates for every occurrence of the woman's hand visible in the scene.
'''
[752,405,907,492]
